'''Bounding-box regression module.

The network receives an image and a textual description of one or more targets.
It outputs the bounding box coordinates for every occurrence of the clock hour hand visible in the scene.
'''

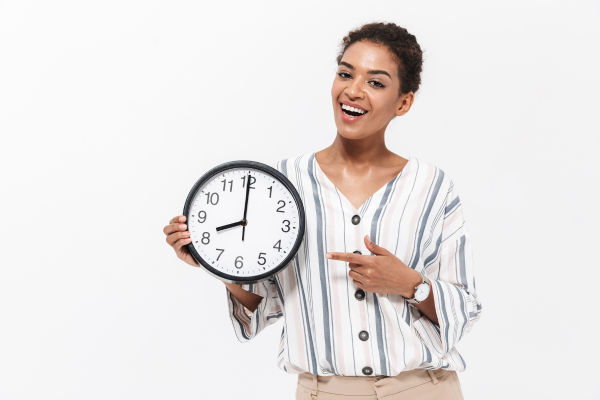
[216,220,246,232]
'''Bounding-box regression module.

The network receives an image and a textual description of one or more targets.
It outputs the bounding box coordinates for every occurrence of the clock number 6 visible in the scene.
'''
[258,253,267,265]
[235,256,244,269]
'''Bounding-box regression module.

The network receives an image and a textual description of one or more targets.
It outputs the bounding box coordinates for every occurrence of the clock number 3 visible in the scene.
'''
[282,220,290,232]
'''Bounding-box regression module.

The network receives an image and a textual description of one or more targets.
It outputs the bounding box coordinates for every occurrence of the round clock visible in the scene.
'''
[182,160,306,284]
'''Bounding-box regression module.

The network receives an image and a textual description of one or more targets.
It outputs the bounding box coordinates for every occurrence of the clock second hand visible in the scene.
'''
[242,173,251,241]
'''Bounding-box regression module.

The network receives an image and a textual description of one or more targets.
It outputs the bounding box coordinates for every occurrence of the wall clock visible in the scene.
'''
[183,160,305,284]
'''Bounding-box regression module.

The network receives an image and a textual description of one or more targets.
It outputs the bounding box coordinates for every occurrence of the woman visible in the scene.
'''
[163,22,481,399]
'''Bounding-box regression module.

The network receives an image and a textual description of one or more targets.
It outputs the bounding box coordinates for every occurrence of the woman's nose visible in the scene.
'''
[346,78,365,100]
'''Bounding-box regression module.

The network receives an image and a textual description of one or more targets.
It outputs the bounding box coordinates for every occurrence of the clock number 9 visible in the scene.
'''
[197,211,206,223]
[282,220,290,232]
[235,256,244,269]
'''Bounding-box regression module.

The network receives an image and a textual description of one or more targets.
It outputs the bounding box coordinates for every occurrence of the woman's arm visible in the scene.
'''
[223,282,263,313]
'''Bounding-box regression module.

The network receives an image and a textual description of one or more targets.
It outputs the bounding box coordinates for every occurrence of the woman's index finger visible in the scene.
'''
[325,252,370,265]
[170,215,186,223]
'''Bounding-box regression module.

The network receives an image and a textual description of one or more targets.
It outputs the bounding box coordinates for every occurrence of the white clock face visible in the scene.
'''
[187,166,302,281]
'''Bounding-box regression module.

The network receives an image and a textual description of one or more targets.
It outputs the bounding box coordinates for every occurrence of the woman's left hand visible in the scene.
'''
[325,235,422,298]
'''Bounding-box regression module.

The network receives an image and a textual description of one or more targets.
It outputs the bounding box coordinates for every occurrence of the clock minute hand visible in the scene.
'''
[216,220,245,232]
[242,173,251,241]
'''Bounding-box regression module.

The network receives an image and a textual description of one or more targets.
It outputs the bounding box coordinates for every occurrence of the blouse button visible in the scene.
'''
[359,331,369,341]
[353,250,362,255]
[362,366,373,376]
[351,215,361,225]
[354,289,365,301]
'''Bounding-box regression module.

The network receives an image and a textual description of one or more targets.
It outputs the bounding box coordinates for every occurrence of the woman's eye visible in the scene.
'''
[337,72,352,79]
[369,81,384,88]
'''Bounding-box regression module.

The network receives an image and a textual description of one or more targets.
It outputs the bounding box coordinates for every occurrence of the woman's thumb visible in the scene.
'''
[364,235,390,256]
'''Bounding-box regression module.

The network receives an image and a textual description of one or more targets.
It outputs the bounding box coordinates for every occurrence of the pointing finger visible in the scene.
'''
[325,252,370,265]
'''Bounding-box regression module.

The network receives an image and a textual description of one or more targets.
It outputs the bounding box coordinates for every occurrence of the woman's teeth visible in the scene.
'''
[341,103,367,117]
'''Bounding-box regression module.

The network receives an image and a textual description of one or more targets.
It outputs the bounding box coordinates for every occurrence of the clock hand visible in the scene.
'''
[216,220,245,232]
[242,173,251,241]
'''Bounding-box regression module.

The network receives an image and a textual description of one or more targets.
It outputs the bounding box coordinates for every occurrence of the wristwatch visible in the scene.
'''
[405,273,430,304]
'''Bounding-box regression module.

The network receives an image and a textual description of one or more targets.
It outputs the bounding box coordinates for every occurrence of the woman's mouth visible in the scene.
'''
[340,103,368,122]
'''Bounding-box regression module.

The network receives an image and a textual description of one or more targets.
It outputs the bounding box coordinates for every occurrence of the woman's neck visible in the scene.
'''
[318,131,400,168]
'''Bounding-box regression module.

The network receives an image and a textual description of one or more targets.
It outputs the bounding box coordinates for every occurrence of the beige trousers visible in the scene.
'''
[296,368,464,400]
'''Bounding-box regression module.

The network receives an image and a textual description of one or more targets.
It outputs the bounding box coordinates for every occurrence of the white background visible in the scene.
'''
[1,1,599,399]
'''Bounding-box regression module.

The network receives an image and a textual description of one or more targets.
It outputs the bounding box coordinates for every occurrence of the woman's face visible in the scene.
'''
[331,40,414,140]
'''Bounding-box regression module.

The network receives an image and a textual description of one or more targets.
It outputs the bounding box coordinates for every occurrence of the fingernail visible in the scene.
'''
[186,238,192,242]
[179,224,186,230]
[183,231,190,236]
[325,254,332,259]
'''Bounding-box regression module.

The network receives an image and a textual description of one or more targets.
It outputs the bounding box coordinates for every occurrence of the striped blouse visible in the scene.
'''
[225,152,482,376]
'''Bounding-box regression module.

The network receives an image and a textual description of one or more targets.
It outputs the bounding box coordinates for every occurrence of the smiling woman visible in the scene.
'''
[165,21,480,400]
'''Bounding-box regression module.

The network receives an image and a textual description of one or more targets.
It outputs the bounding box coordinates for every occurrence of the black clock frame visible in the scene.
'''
[182,160,306,284]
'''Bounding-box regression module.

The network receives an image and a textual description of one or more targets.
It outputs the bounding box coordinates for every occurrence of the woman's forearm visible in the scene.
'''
[223,282,264,312]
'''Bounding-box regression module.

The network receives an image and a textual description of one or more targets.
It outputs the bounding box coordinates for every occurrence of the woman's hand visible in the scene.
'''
[326,235,439,324]
[325,235,422,298]
[163,215,263,311]
[163,215,199,267]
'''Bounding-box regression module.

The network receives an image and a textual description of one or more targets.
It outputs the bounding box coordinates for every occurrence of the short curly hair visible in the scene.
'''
[336,22,423,95]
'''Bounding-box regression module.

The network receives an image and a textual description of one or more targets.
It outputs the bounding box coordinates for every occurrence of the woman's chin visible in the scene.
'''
[335,125,377,141]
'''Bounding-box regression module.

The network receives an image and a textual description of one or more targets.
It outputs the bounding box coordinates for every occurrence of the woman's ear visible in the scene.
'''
[395,92,415,117]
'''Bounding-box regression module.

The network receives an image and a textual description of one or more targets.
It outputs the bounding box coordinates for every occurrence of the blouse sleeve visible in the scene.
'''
[226,159,286,343]
[226,277,284,343]
[413,179,482,357]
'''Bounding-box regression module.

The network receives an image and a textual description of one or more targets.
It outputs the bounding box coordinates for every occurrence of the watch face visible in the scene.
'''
[415,282,430,302]
[183,161,305,283]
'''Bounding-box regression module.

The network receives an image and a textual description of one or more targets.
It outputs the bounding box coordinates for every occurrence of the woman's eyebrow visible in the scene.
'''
[338,62,391,79]
[339,61,354,70]
[367,69,391,79]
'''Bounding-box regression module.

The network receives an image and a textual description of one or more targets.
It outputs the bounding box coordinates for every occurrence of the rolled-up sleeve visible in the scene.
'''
[226,277,284,343]
[414,179,482,357]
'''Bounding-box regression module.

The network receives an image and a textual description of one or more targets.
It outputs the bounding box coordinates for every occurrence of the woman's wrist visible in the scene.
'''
[397,268,423,299]
[223,281,241,291]
[223,281,263,313]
